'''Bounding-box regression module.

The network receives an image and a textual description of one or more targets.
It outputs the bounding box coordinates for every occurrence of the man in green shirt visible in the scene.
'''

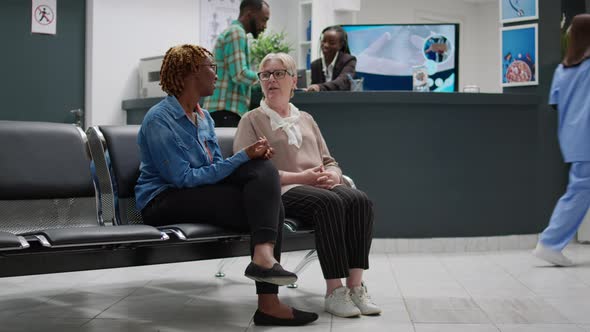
[203,0,270,127]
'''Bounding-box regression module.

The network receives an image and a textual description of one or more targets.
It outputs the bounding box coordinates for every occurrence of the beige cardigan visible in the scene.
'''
[233,107,343,194]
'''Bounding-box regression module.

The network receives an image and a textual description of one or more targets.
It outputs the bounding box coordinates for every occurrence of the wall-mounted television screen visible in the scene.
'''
[341,24,459,92]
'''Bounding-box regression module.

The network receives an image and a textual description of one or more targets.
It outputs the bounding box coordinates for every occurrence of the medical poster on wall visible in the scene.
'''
[501,24,538,87]
[500,0,538,23]
[200,0,239,51]
[31,0,57,35]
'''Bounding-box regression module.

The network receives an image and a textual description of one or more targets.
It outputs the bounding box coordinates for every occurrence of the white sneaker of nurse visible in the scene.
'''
[532,242,574,267]
[350,283,382,315]
[325,286,361,318]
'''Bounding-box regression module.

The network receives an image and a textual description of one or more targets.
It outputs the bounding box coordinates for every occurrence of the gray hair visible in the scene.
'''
[258,52,297,75]
[258,52,297,98]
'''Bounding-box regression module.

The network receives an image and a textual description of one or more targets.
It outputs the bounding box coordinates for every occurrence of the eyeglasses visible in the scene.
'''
[198,63,217,73]
[257,69,292,81]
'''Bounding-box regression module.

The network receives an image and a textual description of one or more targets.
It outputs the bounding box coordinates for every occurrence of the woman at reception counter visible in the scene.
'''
[307,25,356,92]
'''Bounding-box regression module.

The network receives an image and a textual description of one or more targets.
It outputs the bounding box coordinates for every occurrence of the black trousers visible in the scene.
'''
[210,110,241,127]
[141,159,284,294]
[282,185,374,279]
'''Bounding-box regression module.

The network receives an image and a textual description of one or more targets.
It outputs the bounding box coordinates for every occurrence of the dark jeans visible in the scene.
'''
[210,110,241,127]
[142,159,284,294]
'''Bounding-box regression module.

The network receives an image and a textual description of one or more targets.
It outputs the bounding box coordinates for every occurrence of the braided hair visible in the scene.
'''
[159,44,213,97]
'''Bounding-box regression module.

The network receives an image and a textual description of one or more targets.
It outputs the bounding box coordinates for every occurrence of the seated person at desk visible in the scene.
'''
[307,25,357,92]
[135,44,318,326]
[235,53,381,318]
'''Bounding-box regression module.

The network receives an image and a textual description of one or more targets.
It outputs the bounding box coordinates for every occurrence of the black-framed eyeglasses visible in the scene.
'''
[257,69,292,81]
[198,63,218,73]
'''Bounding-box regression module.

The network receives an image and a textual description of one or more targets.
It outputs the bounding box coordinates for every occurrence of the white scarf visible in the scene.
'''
[260,99,303,148]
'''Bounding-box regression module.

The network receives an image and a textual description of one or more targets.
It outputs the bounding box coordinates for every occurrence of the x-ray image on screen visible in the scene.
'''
[341,24,459,92]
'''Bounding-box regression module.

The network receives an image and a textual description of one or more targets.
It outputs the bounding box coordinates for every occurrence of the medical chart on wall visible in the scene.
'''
[200,0,240,51]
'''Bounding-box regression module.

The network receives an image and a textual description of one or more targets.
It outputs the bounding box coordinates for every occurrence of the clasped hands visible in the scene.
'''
[244,138,339,189]
[301,164,340,189]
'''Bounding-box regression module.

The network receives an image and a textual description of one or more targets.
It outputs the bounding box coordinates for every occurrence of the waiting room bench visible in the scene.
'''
[86,125,318,280]
[0,120,319,281]
[0,121,169,276]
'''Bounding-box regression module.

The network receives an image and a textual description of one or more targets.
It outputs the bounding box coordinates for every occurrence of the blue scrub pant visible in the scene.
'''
[540,161,590,251]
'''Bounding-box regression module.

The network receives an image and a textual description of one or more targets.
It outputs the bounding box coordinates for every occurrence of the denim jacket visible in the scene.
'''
[135,95,249,211]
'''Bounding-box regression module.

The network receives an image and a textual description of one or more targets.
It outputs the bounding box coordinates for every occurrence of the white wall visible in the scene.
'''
[265,0,298,59]
[474,1,502,93]
[355,0,501,92]
[85,0,198,126]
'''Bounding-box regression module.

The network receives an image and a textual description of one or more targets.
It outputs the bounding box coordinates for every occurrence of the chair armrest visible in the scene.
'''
[342,175,356,189]
[0,232,30,251]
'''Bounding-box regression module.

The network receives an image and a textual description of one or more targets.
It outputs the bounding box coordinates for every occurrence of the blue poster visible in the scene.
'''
[502,24,538,87]
[501,0,538,23]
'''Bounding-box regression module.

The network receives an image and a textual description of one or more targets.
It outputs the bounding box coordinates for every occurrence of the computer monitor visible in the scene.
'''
[341,23,460,92]
[296,69,308,89]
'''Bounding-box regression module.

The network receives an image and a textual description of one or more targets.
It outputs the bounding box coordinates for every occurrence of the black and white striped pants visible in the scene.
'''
[282,185,374,279]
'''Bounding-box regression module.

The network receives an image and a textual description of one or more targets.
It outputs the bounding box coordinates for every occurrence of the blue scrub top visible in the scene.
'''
[549,58,590,162]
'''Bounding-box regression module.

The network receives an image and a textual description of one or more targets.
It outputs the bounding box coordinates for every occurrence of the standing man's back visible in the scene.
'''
[202,0,270,127]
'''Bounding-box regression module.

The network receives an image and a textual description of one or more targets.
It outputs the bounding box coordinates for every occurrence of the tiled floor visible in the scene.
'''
[2,243,590,331]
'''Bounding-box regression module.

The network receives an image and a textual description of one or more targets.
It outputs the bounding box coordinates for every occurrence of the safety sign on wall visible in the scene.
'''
[31,0,57,35]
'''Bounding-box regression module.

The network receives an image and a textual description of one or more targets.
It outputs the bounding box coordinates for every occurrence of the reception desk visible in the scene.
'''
[123,91,565,238]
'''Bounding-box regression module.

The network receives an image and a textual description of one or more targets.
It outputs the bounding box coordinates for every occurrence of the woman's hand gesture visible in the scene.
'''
[306,84,321,92]
[245,137,274,160]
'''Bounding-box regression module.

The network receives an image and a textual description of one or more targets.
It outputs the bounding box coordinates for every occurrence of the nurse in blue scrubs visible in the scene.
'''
[533,14,590,266]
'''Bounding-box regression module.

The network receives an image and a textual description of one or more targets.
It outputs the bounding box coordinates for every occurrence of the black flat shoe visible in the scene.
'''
[253,308,319,326]
[244,262,297,286]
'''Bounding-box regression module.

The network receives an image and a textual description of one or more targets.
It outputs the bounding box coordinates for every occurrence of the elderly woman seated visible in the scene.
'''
[234,52,381,318]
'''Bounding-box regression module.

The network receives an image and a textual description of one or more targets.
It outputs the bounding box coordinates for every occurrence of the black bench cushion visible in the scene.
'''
[161,220,312,240]
[0,121,94,200]
[159,223,244,240]
[28,225,165,247]
[0,231,28,250]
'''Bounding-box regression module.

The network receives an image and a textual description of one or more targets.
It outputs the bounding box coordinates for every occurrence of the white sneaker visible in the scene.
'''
[350,283,382,315]
[532,242,574,267]
[325,286,361,318]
